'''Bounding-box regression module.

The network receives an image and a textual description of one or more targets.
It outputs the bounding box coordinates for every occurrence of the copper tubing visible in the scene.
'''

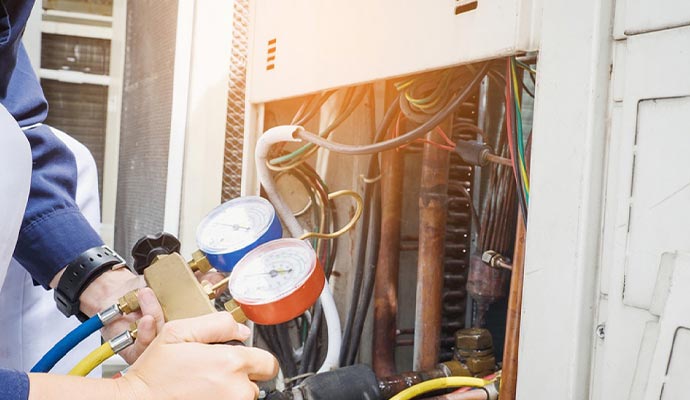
[373,148,404,377]
[414,120,451,371]
[499,211,526,400]
[485,153,512,167]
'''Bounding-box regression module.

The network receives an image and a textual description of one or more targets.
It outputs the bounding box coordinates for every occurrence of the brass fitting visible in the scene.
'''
[188,250,213,273]
[117,289,140,315]
[481,250,513,271]
[453,328,497,377]
[224,299,248,324]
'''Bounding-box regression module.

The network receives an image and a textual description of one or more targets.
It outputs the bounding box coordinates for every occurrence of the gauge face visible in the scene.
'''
[229,239,317,305]
[197,196,277,254]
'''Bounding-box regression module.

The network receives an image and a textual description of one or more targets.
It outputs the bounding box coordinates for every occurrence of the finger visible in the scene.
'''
[137,288,165,332]
[160,312,251,345]
[130,315,156,361]
[225,346,279,382]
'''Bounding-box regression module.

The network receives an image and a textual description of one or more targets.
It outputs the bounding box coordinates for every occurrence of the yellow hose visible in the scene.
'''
[389,377,490,400]
[68,341,115,376]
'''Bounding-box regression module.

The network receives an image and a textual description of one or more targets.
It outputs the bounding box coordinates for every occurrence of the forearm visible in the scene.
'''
[28,374,126,400]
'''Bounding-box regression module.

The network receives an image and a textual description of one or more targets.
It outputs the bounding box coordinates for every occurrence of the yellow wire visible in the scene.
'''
[299,190,363,241]
[68,341,115,376]
[389,377,490,400]
[511,61,531,194]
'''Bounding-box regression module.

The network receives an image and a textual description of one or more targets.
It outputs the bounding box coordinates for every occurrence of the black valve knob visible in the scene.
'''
[131,232,181,274]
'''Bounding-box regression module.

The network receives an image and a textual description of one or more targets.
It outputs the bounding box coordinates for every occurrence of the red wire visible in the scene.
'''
[395,113,454,152]
[434,126,456,147]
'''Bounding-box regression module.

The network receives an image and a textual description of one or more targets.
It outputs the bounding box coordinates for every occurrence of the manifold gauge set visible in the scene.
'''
[196,196,324,325]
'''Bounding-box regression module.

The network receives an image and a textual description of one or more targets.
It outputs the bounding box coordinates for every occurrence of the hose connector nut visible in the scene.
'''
[109,329,135,354]
[97,304,123,326]
[117,289,140,315]
[481,250,512,271]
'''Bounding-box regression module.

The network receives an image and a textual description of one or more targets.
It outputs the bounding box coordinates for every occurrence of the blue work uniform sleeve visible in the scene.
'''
[14,123,104,288]
[0,369,29,400]
[1,0,104,288]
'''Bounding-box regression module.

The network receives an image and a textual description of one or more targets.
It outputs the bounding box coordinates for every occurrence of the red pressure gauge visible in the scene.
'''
[228,238,325,325]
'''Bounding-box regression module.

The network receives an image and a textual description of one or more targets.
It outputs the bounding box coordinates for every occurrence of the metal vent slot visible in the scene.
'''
[266,38,277,71]
[455,0,478,15]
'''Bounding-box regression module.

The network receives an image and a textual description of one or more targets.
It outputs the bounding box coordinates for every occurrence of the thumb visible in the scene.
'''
[137,288,166,332]
[159,312,251,345]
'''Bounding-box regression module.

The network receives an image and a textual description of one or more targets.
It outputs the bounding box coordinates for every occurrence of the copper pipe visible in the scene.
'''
[414,120,451,370]
[499,211,526,400]
[485,153,512,167]
[373,148,404,377]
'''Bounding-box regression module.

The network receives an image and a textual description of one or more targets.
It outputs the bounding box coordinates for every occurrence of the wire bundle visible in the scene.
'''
[504,57,532,222]
[257,62,491,382]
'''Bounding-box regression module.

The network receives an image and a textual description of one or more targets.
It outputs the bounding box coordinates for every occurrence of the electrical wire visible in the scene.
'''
[339,93,397,366]
[254,126,342,375]
[294,63,490,155]
[270,86,368,169]
[510,59,530,199]
[388,377,490,400]
[299,190,363,241]
[505,58,528,222]
[68,341,115,376]
[31,313,105,373]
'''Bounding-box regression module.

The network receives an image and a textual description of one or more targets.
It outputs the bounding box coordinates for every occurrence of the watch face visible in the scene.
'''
[229,239,317,305]
[196,196,277,255]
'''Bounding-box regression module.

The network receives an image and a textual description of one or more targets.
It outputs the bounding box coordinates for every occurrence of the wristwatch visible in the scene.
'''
[54,245,125,321]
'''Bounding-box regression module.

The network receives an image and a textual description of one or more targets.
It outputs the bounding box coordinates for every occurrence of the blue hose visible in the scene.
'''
[31,314,103,373]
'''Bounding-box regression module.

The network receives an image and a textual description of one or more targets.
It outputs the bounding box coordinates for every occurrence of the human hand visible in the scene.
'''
[75,268,149,363]
[118,312,279,400]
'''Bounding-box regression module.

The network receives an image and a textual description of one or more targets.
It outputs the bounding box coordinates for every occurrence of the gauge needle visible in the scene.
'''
[246,268,293,278]
[216,222,251,231]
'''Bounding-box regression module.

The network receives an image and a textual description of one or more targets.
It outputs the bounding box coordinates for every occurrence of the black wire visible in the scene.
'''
[295,90,336,126]
[296,62,490,155]
[274,323,299,378]
[338,91,396,365]
[345,260,377,365]
[256,325,296,377]
[522,83,534,98]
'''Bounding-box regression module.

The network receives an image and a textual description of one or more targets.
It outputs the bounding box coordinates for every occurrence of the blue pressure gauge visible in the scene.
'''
[196,196,282,272]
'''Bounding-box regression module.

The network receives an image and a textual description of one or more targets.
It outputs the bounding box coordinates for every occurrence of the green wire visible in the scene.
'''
[270,87,365,166]
[405,70,452,106]
[510,58,529,204]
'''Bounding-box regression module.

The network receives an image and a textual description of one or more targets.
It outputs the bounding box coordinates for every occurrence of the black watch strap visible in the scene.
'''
[54,245,125,320]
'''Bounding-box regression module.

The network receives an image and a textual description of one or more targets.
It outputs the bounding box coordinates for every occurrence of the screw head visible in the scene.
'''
[596,324,605,339]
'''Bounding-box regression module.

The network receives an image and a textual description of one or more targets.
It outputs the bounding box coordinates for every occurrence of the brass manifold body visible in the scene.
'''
[118,250,245,323]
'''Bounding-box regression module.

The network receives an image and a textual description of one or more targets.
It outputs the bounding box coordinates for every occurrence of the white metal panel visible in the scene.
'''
[177,0,234,256]
[660,326,690,400]
[593,23,690,400]
[101,0,127,247]
[163,0,195,237]
[247,0,541,102]
[625,97,690,308]
[642,253,690,399]
[517,0,614,399]
[615,26,690,309]
[623,0,690,36]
